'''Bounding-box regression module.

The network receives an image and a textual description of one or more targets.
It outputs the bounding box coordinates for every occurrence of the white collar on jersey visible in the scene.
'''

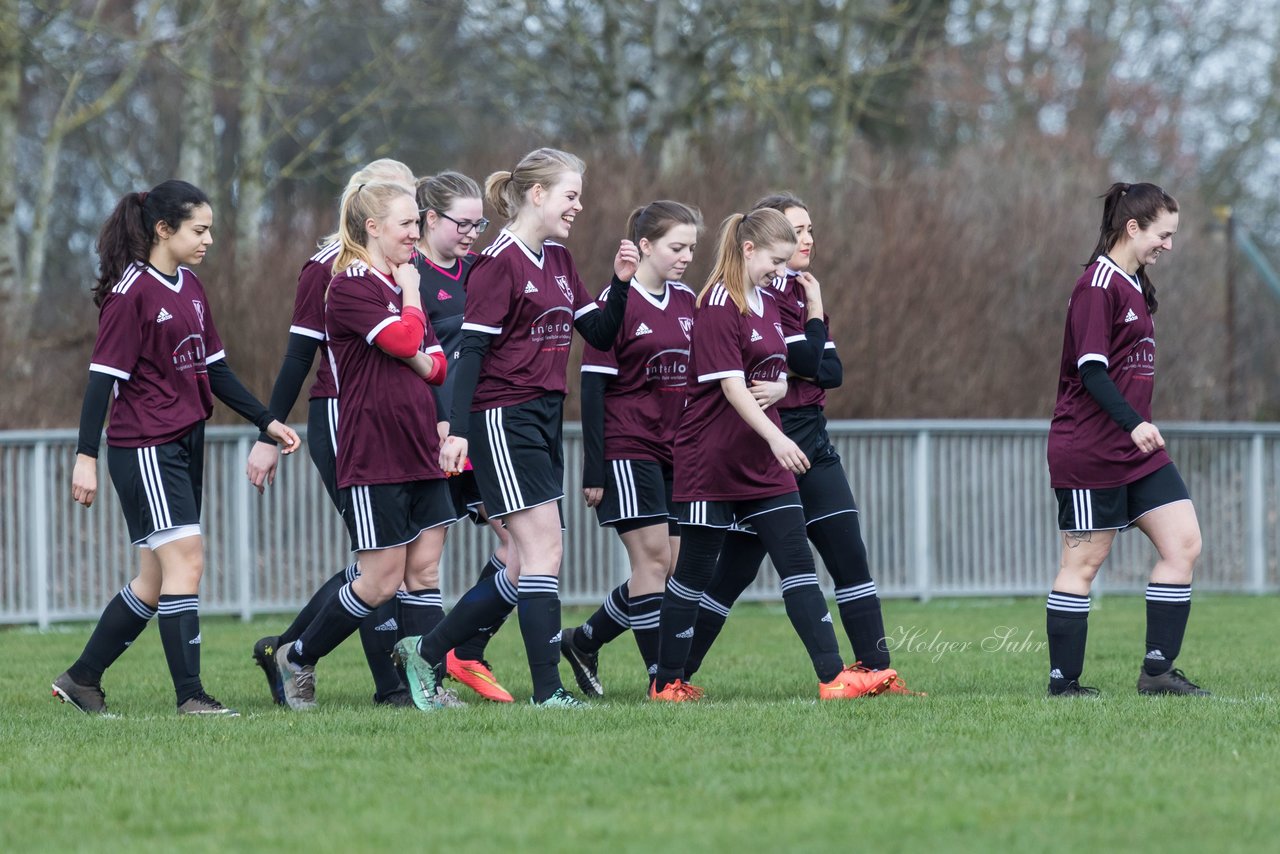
[501,229,546,270]
[747,285,765,316]
[1097,254,1143,295]
[630,278,671,310]
[367,266,402,294]
[147,265,185,293]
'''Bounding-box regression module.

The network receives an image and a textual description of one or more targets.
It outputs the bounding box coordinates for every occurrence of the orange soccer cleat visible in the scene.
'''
[648,679,704,703]
[446,650,514,703]
[819,664,898,700]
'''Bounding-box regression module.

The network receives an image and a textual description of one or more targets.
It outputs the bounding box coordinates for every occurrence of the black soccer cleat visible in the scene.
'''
[252,635,285,705]
[51,671,108,714]
[1138,667,1210,696]
[1047,679,1100,697]
[560,626,603,698]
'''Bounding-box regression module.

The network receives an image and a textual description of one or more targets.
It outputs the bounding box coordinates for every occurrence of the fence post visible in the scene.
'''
[32,441,52,630]
[1248,432,1267,594]
[913,429,932,602]
[236,434,254,621]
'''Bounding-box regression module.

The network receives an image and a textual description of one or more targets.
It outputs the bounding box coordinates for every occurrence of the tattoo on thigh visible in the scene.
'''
[1065,531,1092,549]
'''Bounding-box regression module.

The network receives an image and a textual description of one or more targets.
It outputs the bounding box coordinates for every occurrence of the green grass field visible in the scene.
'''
[3,596,1278,853]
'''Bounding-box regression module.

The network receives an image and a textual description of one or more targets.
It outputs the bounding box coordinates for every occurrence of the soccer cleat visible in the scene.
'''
[648,679,702,703]
[1137,667,1210,696]
[846,664,926,696]
[392,636,444,712]
[431,686,467,709]
[51,671,107,714]
[373,687,415,707]
[446,650,514,703]
[559,626,603,698]
[1048,679,1101,697]
[177,691,240,716]
[819,664,898,700]
[252,635,285,706]
[275,645,317,711]
[531,687,588,708]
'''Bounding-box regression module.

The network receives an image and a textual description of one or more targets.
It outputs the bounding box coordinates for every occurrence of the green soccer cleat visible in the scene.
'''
[530,687,588,708]
[393,636,443,712]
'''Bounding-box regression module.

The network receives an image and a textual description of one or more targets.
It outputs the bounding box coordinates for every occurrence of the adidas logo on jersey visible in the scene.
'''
[437,289,452,301]
[549,630,563,644]
[188,633,202,645]
[156,307,173,323]
[634,322,653,336]
[1124,308,1139,323]
[750,329,763,342]
[374,618,398,632]
[524,281,539,294]
[676,626,694,639]
[387,301,400,313]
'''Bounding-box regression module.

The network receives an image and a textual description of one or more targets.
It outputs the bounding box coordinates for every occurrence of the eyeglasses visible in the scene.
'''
[425,210,490,235]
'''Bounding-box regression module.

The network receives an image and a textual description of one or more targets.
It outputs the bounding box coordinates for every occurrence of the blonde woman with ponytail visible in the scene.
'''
[649,208,878,703]
[275,181,459,711]
[248,159,417,708]
[396,147,634,709]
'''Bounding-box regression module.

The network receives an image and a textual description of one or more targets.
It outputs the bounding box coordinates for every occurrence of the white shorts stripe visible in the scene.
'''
[138,446,173,531]
[486,408,524,512]
[326,398,339,454]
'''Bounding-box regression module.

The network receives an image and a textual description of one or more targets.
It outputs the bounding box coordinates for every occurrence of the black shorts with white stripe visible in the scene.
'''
[780,406,859,525]
[106,422,204,546]
[307,396,340,511]
[596,458,676,532]
[677,491,804,530]
[448,469,488,525]
[1055,462,1190,532]
[339,479,457,552]
[469,394,565,518]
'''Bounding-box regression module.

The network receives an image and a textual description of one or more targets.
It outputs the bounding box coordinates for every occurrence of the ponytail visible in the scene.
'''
[698,209,796,314]
[1086,182,1178,315]
[94,180,210,306]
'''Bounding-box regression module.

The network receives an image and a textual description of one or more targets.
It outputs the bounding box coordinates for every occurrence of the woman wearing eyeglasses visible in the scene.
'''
[408,170,516,703]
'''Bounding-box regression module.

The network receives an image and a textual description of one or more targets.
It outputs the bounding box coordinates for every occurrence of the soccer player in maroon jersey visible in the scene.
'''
[246,159,416,708]
[680,193,919,697]
[1045,182,1208,697]
[394,147,634,708]
[53,180,300,716]
[557,201,703,697]
[411,169,516,703]
[274,180,458,711]
[649,208,885,702]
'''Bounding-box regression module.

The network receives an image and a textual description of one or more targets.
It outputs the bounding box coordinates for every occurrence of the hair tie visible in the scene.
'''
[139,191,148,203]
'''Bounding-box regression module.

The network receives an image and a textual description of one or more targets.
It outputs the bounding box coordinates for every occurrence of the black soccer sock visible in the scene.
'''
[627,592,663,679]
[780,574,844,683]
[358,595,404,698]
[400,588,445,638]
[452,555,511,661]
[419,569,518,665]
[1046,590,1090,687]
[654,526,723,689]
[577,582,630,653]
[157,594,204,704]
[835,582,890,670]
[279,563,357,645]
[517,575,564,702]
[809,512,889,668]
[682,595,731,681]
[290,582,372,667]
[69,585,157,685]
[1143,583,1192,676]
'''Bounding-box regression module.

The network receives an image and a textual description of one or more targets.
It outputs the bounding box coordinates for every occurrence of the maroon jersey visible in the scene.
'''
[1048,255,1171,488]
[89,264,225,447]
[772,270,835,410]
[289,241,340,400]
[460,230,598,410]
[581,280,697,467]
[325,263,446,488]
[673,284,794,501]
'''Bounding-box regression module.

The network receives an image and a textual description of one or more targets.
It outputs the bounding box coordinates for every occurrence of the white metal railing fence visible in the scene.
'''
[2,421,1277,627]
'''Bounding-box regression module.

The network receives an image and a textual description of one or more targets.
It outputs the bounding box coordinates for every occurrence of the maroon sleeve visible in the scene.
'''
[88,292,143,380]
[1067,283,1117,370]
[694,299,746,382]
